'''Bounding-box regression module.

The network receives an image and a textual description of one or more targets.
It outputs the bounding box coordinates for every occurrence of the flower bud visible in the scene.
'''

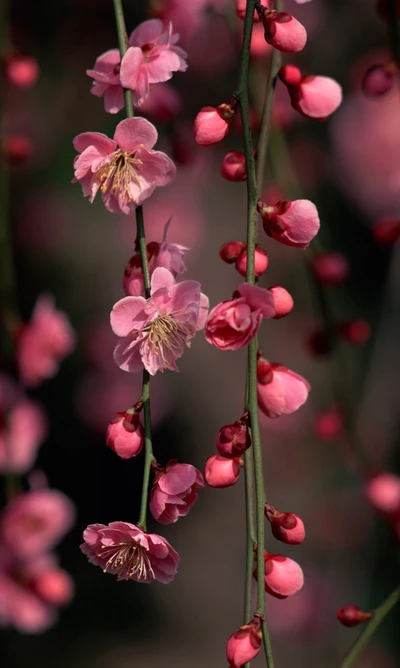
[226,616,262,666]
[4,54,39,88]
[219,241,245,264]
[372,217,400,245]
[194,102,236,146]
[204,455,241,488]
[150,461,204,524]
[3,135,34,164]
[279,64,302,86]
[362,64,395,97]
[260,10,307,53]
[365,472,400,515]
[106,408,144,459]
[268,286,294,319]
[279,67,342,120]
[216,418,251,458]
[337,605,373,627]
[312,252,350,285]
[256,552,304,598]
[257,357,310,418]
[337,320,371,345]
[235,245,269,278]
[221,151,247,181]
[265,504,305,544]
[314,407,344,440]
[258,198,320,249]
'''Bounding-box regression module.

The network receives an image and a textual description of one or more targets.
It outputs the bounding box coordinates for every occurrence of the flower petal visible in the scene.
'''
[113,117,158,153]
[110,296,147,337]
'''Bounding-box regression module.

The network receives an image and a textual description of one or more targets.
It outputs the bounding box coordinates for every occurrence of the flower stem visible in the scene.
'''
[338,586,400,668]
[112,0,154,531]
[237,1,275,666]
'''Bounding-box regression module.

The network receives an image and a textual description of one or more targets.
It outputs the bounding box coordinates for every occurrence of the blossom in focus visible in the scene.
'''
[204,455,241,488]
[205,283,275,351]
[257,357,310,418]
[80,522,179,583]
[265,505,306,545]
[150,461,204,524]
[260,10,307,53]
[216,418,251,459]
[73,117,176,214]
[260,552,304,599]
[269,286,294,319]
[279,65,342,120]
[123,218,188,296]
[226,617,262,667]
[1,489,75,560]
[120,20,188,106]
[0,374,47,474]
[106,409,144,459]
[111,267,209,375]
[87,49,124,114]
[16,295,75,388]
[0,549,73,633]
[221,151,247,182]
[194,103,236,146]
[258,198,320,248]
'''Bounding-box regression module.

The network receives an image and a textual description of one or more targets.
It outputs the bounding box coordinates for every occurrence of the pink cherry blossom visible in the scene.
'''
[73,117,176,214]
[193,106,233,146]
[150,461,204,524]
[80,521,179,583]
[263,553,304,598]
[235,245,268,278]
[279,66,343,120]
[1,489,75,559]
[119,20,188,107]
[269,286,294,319]
[87,49,124,114]
[123,218,188,297]
[258,199,320,248]
[111,267,209,375]
[257,358,310,418]
[265,505,306,545]
[0,550,73,633]
[205,284,275,351]
[16,295,75,388]
[204,455,241,488]
[261,11,307,53]
[106,410,144,459]
[312,252,350,285]
[365,473,400,515]
[226,617,262,667]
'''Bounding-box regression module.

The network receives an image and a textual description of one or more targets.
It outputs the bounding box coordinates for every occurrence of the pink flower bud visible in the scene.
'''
[372,217,400,245]
[226,617,262,666]
[150,461,204,524]
[106,409,144,459]
[268,286,294,319]
[312,252,350,285]
[337,605,373,627]
[257,357,310,418]
[265,505,306,544]
[219,241,246,264]
[204,455,241,488]
[216,418,251,458]
[221,151,247,181]
[365,472,400,515]
[314,407,344,440]
[362,64,395,97]
[337,320,371,345]
[279,67,343,120]
[258,199,320,248]
[34,568,74,606]
[4,55,39,88]
[261,552,304,598]
[194,103,236,146]
[279,64,302,86]
[261,11,307,53]
[235,245,269,278]
[2,135,34,164]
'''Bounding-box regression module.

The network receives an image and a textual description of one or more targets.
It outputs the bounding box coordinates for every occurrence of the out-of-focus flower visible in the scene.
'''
[204,455,241,488]
[257,357,310,418]
[4,54,39,88]
[221,151,247,182]
[258,198,320,248]
[111,267,209,375]
[205,284,275,351]
[312,252,350,285]
[2,135,34,164]
[73,117,176,214]
[226,616,262,667]
[1,489,75,559]
[314,406,344,440]
[150,461,204,524]
[279,65,342,120]
[365,472,400,515]
[81,522,179,583]
[362,63,396,98]
[337,320,371,345]
[337,605,373,627]
[87,49,124,114]
[16,295,75,388]
[138,82,182,123]
[372,217,400,244]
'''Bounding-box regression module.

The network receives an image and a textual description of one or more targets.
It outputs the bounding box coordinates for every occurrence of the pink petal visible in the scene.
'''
[119,47,144,90]
[113,336,144,373]
[159,464,197,495]
[129,19,164,47]
[281,199,320,246]
[145,51,183,84]
[103,85,125,114]
[136,148,176,185]
[196,292,210,331]
[150,266,176,293]
[298,76,342,119]
[113,117,158,152]
[169,279,201,314]
[73,132,116,155]
[110,296,147,337]
[237,284,276,318]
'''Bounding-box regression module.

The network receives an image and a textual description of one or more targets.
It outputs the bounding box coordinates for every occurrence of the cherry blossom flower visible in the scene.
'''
[87,49,124,114]
[106,409,144,459]
[1,489,75,559]
[226,617,262,667]
[194,103,237,145]
[150,461,204,524]
[16,295,75,388]
[235,245,268,278]
[260,552,304,599]
[123,218,188,296]
[205,284,275,351]
[0,374,47,474]
[73,117,176,214]
[111,267,209,375]
[258,198,320,248]
[120,20,188,107]
[257,357,310,418]
[204,455,241,488]
[279,65,342,120]
[80,522,179,583]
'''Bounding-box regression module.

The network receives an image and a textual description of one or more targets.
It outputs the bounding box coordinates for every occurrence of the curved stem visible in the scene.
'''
[112,0,154,531]
[338,586,400,668]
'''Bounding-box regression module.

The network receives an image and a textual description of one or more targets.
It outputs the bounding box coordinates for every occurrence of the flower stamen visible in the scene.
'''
[99,541,155,580]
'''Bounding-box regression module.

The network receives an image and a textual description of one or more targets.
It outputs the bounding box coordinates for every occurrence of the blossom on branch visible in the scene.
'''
[257,357,310,418]
[150,461,204,524]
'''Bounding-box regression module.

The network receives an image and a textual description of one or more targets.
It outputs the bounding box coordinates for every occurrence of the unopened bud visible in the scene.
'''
[106,406,144,459]
[219,241,245,264]
[268,286,294,319]
[204,454,241,488]
[265,504,305,544]
[235,245,269,278]
[337,605,373,627]
[221,150,247,182]
[226,616,262,666]
[216,417,251,458]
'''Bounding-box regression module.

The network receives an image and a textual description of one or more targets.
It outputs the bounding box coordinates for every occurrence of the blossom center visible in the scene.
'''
[142,314,193,369]
[94,151,143,204]
[99,541,155,580]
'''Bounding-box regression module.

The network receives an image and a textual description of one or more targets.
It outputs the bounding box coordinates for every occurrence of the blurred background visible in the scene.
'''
[1,0,400,666]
